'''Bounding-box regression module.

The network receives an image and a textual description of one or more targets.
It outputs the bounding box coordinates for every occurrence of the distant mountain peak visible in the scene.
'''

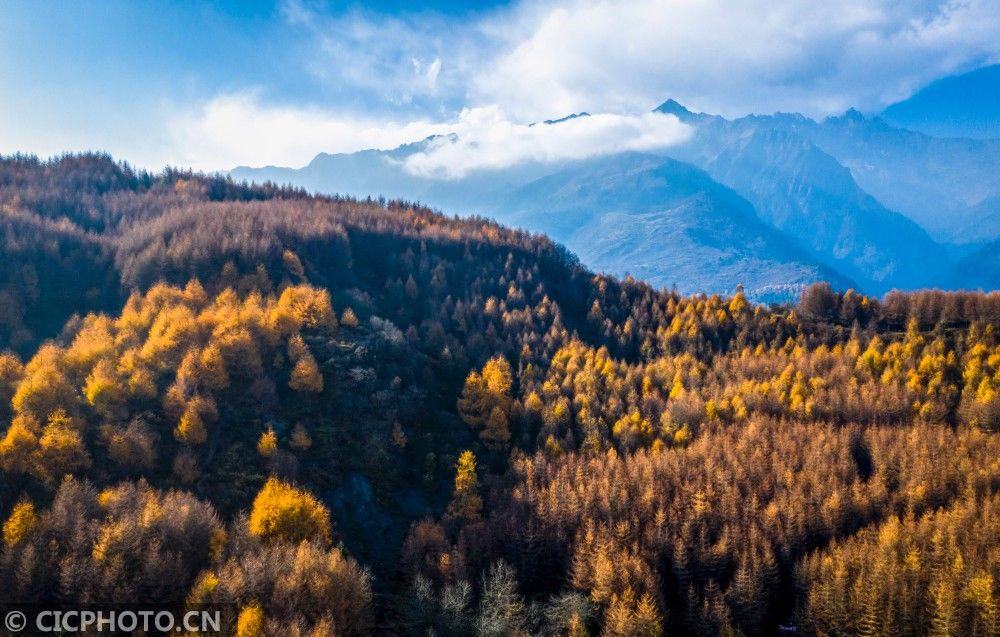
[655,99,694,118]
[526,112,590,128]
[842,107,866,121]
[769,111,811,123]
[538,112,591,126]
[654,99,724,126]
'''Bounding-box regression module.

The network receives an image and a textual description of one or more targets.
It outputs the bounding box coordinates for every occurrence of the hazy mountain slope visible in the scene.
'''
[882,64,1000,140]
[234,143,438,201]
[494,153,853,300]
[234,137,853,299]
[763,109,1000,243]
[231,100,1000,296]
[954,194,1000,246]
[949,237,1000,291]
[658,102,950,292]
[232,138,560,215]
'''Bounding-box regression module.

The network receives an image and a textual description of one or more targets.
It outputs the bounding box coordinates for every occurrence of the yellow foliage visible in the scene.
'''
[964,572,997,627]
[447,450,482,521]
[705,400,719,421]
[731,395,748,419]
[175,396,216,445]
[857,337,885,378]
[248,477,332,544]
[182,278,208,305]
[289,353,324,393]
[84,358,123,415]
[287,333,309,363]
[124,358,157,399]
[139,304,198,368]
[187,572,220,605]
[176,405,206,445]
[214,328,262,378]
[63,315,115,374]
[273,285,335,335]
[541,435,562,459]
[460,356,513,442]
[257,429,278,458]
[283,249,306,279]
[0,353,24,410]
[163,382,187,419]
[525,391,544,413]
[0,282,350,484]
[92,519,129,562]
[673,424,691,447]
[235,603,265,637]
[34,410,91,481]
[198,344,230,391]
[3,501,38,547]
[457,371,489,427]
[668,371,684,400]
[97,487,119,509]
[12,345,76,419]
[0,413,41,473]
[481,356,513,394]
[0,352,24,383]
[728,290,748,315]
[340,307,358,328]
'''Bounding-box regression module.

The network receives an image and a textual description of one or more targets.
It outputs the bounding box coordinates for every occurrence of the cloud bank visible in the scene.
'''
[167,92,446,171]
[401,107,691,179]
[167,93,690,177]
[162,0,1000,171]
[474,0,1000,119]
[277,0,1000,121]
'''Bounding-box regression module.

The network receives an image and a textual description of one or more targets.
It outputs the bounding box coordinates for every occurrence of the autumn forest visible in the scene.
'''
[1,154,999,636]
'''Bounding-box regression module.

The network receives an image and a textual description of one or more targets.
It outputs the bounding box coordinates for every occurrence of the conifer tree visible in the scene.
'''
[2,500,37,548]
[248,477,332,544]
[447,450,482,521]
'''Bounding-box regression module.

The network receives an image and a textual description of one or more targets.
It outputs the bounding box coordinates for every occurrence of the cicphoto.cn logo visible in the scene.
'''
[3,606,227,635]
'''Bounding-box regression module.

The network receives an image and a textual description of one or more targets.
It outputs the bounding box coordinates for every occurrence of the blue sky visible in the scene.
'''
[1,0,998,171]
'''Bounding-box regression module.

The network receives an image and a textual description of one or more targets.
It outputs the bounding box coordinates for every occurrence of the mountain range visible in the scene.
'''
[232,76,1000,301]
[882,64,1000,140]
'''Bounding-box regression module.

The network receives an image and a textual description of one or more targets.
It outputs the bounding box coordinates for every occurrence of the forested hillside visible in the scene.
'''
[2,154,1000,636]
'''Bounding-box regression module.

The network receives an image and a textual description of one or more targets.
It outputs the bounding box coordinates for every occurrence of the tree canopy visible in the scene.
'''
[1,153,999,636]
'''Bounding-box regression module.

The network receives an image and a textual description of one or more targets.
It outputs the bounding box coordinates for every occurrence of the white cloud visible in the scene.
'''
[280,1,488,112]
[166,91,449,171]
[284,0,1000,121]
[4,0,999,172]
[474,0,1000,119]
[412,57,442,92]
[401,106,691,179]
[163,0,1000,171]
[166,92,690,177]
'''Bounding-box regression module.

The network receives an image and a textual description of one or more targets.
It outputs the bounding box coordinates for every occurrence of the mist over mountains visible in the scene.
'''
[233,81,1000,301]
